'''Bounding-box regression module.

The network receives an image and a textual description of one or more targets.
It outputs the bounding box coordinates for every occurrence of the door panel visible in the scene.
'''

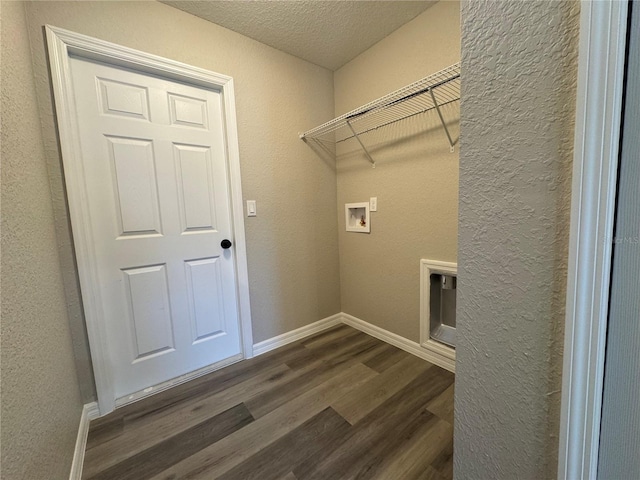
[122,264,175,360]
[185,257,226,343]
[97,77,150,120]
[169,93,209,128]
[173,144,218,233]
[106,136,162,237]
[69,56,242,400]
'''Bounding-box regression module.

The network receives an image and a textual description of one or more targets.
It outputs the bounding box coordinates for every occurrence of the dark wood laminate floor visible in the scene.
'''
[83,325,455,480]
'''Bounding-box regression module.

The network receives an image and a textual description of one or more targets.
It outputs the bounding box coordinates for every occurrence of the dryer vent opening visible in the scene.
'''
[429,273,457,348]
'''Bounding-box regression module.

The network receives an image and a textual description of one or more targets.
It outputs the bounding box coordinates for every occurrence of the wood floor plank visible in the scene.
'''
[303,324,362,347]
[91,341,309,428]
[84,403,254,480]
[416,466,446,480]
[370,415,453,480]
[300,323,354,348]
[84,416,124,451]
[284,329,374,371]
[149,362,378,480]
[217,407,351,480]
[83,363,292,477]
[323,335,389,368]
[294,367,454,480]
[363,343,412,373]
[426,383,455,425]
[429,437,454,479]
[331,354,433,425]
[246,335,383,419]
[277,473,298,480]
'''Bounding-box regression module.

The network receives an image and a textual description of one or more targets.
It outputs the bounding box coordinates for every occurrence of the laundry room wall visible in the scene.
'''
[24,0,340,402]
[334,1,461,342]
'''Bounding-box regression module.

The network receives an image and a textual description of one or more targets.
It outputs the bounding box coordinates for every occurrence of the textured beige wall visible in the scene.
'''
[0,2,84,478]
[334,1,460,342]
[23,0,340,401]
[454,1,579,478]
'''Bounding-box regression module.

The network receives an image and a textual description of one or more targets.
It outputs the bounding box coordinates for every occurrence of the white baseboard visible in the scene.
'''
[252,313,342,356]
[340,313,456,373]
[252,312,455,373]
[69,402,99,480]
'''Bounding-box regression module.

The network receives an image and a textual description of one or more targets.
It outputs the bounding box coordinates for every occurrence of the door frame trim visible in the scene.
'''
[45,25,254,415]
[557,1,629,479]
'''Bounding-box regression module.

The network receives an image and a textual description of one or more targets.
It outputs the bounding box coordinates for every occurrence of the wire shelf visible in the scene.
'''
[300,62,460,166]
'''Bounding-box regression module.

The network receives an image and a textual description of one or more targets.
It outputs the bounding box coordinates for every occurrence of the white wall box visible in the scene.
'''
[345,202,370,233]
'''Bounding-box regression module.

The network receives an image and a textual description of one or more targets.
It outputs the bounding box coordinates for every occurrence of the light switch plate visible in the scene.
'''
[247,200,256,217]
[370,197,378,212]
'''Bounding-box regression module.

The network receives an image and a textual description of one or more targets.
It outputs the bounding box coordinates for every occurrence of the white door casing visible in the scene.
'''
[46,26,253,414]
[558,1,629,479]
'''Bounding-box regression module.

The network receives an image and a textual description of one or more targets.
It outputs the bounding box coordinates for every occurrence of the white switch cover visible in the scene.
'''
[247,200,257,217]
[370,197,378,212]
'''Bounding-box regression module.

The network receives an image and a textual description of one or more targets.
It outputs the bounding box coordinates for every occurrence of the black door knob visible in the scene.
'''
[221,239,232,249]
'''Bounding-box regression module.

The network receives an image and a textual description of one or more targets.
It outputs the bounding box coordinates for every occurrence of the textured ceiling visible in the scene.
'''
[161,1,437,70]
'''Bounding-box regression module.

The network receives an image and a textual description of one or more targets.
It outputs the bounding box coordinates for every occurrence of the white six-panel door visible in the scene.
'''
[68,56,242,400]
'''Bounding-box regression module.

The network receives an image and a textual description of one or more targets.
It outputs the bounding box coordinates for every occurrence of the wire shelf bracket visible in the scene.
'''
[346,120,376,167]
[300,62,460,167]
